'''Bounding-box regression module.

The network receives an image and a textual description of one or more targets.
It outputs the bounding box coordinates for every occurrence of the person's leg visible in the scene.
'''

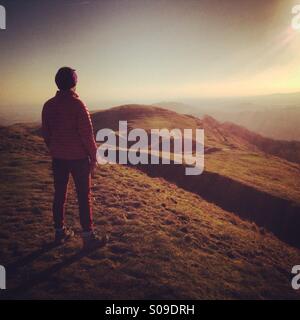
[52,158,70,230]
[70,158,107,248]
[70,158,93,232]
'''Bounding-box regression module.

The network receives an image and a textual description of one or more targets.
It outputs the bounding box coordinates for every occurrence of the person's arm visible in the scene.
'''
[77,101,97,165]
[41,104,51,148]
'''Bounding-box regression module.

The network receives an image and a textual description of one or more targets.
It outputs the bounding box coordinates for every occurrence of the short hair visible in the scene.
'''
[55,67,78,90]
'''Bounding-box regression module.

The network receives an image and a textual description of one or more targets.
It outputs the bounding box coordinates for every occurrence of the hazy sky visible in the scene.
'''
[1,0,300,111]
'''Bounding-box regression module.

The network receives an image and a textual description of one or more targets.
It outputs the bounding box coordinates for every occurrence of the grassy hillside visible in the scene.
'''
[0,107,300,299]
[92,105,300,204]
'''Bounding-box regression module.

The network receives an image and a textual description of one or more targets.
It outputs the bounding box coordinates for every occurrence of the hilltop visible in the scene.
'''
[0,105,299,299]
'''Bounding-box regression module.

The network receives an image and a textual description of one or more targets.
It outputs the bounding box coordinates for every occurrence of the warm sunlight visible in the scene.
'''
[1,0,300,303]
[1,0,300,110]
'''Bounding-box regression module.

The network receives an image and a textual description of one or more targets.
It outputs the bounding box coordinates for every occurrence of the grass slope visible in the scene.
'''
[92,105,300,204]
[0,124,299,299]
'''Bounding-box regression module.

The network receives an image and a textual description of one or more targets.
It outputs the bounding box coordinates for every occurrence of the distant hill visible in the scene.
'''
[1,104,300,299]
[155,92,300,141]
[92,104,300,164]
[2,90,300,141]
[207,106,300,142]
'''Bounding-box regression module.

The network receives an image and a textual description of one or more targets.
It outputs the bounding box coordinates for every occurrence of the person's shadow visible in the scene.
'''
[2,241,106,299]
[7,241,60,273]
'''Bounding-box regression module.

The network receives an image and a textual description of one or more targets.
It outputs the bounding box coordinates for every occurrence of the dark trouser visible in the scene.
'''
[52,158,93,232]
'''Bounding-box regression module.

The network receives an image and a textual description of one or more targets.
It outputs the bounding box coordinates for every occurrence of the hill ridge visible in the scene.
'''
[1,104,300,299]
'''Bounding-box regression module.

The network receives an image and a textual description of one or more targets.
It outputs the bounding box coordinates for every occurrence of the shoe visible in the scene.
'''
[82,231,109,249]
[55,227,75,244]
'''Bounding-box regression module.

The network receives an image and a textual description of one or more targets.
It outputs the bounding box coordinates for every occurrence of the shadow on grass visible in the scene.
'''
[7,242,60,272]
[2,242,106,299]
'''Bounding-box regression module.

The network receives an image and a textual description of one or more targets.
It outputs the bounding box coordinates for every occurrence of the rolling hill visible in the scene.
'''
[0,105,300,299]
[156,93,300,141]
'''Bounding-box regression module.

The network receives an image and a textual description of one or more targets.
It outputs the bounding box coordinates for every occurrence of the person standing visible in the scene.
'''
[42,67,106,248]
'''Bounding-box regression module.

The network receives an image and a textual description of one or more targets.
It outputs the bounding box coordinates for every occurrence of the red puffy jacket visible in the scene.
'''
[42,90,97,162]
